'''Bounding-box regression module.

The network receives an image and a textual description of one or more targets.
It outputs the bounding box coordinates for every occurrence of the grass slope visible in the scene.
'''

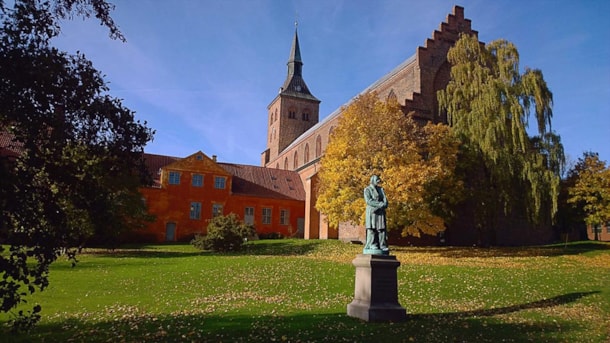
[1,240,609,342]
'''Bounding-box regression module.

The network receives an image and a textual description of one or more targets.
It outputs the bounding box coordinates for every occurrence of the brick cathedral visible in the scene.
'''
[136,6,550,245]
[260,6,476,243]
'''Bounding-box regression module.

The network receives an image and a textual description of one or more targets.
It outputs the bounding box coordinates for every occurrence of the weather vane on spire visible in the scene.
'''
[294,11,299,29]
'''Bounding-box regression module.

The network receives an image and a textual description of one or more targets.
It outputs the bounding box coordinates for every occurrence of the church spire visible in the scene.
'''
[280,26,318,102]
[287,26,302,77]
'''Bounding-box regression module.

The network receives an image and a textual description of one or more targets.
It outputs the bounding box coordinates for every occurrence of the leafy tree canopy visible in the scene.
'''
[1,0,153,329]
[567,152,610,236]
[438,34,564,235]
[316,93,461,238]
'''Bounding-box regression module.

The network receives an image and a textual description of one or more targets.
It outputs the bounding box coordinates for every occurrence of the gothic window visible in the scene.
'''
[304,143,310,164]
[302,112,309,121]
[387,89,397,102]
[288,110,296,119]
[329,126,335,137]
[284,157,289,170]
[315,135,322,158]
[293,151,298,169]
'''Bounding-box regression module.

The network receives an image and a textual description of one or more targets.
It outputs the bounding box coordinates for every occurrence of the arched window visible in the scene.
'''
[293,151,299,169]
[304,144,310,164]
[276,163,279,169]
[284,157,289,170]
[315,135,322,158]
[329,126,335,137]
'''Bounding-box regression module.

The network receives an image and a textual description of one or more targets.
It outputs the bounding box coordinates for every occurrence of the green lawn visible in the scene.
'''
[1,240,609,342]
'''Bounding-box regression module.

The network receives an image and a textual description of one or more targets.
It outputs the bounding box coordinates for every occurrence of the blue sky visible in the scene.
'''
[52,0,610,168]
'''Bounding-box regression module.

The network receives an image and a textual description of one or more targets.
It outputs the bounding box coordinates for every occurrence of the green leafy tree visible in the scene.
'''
[567,152,610,240]
[316,93,461,238]
[438,33,564,244]
[192,214,256,252]
[0,0,153,328]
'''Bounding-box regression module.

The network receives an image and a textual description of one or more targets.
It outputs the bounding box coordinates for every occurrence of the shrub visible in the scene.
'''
[191,214,255,252]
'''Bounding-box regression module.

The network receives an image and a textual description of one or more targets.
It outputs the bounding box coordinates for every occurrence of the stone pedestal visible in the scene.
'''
[347,254,407,322]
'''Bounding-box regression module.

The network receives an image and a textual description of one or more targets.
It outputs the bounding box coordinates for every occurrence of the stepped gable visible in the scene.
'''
[405,5,478,122]
[219,163,305,201]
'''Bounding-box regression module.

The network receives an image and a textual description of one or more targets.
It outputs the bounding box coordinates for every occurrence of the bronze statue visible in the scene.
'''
[363,175,388,254]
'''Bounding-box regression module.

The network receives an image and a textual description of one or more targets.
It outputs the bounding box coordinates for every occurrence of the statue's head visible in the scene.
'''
[370,175,381,186]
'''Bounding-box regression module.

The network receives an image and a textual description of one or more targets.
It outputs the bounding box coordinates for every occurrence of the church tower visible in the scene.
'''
[262,27,320,167]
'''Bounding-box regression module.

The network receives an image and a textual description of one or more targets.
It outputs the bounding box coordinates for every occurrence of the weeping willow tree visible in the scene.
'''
[438,34,564,244]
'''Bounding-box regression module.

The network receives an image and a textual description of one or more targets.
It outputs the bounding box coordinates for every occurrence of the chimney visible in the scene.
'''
[212,155,217,162]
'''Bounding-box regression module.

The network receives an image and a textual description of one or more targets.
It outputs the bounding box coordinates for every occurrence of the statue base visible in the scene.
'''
[362,248,389,255]
[347,254,407,322]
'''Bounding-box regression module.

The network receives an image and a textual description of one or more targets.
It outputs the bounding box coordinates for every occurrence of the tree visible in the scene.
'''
[191,214,256,252]
[567,152,610,240]
[316,93,461,238]
[438,33,564,244]
[1,0,153,329]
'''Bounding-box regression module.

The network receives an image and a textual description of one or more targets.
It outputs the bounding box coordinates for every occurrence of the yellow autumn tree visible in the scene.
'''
[568,152,610,240]
[315,92,461,237]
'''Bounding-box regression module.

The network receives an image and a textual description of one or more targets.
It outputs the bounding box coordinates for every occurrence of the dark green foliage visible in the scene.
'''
[191,214,256,252]
[0,0,154,329]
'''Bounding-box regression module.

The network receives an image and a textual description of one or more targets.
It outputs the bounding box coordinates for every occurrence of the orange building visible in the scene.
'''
[140,151,305,242]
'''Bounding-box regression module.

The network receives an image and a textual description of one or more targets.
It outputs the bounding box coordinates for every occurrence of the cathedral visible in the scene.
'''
[136,5,483,243]
[260,5,476,243]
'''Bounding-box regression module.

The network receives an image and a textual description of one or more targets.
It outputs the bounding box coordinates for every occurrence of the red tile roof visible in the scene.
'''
[142,153,181,187]
[219,163,305,201]
[0,131,22,158]
[141,153,305,201]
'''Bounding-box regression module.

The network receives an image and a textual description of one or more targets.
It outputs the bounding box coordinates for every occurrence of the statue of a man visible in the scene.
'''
[363,175,388,254]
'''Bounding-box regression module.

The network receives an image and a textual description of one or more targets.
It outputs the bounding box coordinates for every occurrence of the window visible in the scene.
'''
[288,109,296,119]
[284,157,288,170]
[302,112,310,121]
[293,151,298,169]
[196,154,203,160]
[214,176,226,189]
[190,202,201,220]
[244,207,254,225]
[212,204,223,217]
[192,174,203,187]
[280,209,289,225]
[304,143,310,164]
[262,208,272,224]
[315,135,322,158]
[169,171,180,185]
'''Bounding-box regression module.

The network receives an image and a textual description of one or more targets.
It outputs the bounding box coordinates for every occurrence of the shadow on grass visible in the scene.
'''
[239,240,323,256]
[393,241,610,259]
[81,248,205,259]
[4,291,599,343]
[78,240,325,259]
